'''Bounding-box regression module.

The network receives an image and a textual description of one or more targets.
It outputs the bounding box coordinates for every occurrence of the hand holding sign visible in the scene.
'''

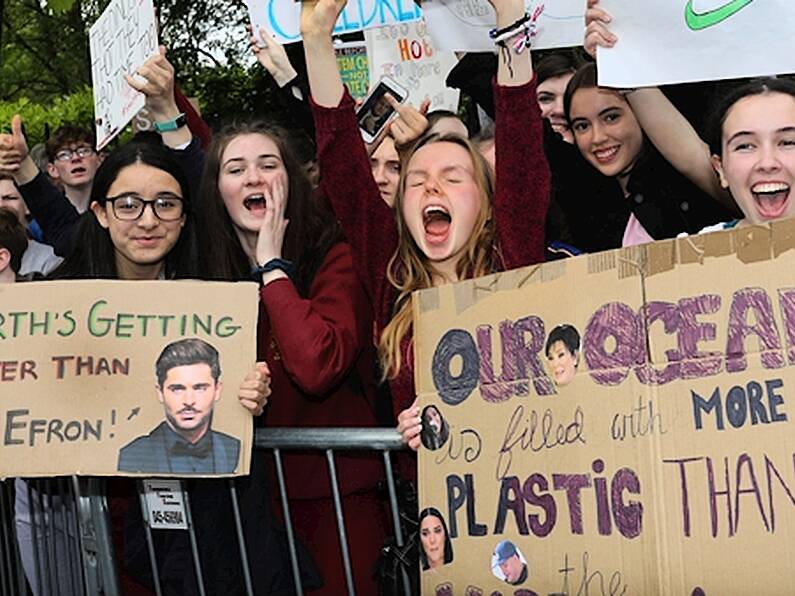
[124,47,179,122]
[299,0,349,40]
[237,362,272,416]
[584,0,616,58]
[397,398,423,451]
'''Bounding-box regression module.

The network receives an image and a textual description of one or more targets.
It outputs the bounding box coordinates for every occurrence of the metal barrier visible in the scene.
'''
[0,427,411,596]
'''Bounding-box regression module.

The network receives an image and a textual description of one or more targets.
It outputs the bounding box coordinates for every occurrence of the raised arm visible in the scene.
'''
[491,0,550,269]
[300,0,397,303]
[0,116,80,257]
[585,0,732,208]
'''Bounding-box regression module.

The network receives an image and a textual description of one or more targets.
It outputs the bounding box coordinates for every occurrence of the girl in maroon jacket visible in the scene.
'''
[300,0,551,468]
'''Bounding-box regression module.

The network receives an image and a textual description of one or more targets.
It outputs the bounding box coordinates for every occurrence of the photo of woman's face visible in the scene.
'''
[546,340,578,386]
[420,514,446,569]
[426,406,442,433]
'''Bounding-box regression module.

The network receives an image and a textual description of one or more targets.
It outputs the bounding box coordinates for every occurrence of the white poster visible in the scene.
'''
[365,21,460,112]
[89,0,158,150]
[247,0,422,45]
[421,0,585,52]
[598,0,795,88]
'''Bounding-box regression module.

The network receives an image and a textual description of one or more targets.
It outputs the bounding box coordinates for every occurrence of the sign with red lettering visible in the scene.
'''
[365,20,460,111]
[0,280,258,478]
[415,221,795,593]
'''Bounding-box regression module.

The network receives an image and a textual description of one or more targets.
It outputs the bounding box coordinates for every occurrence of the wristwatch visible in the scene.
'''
[153,113,187,133]
[252,258,296,282]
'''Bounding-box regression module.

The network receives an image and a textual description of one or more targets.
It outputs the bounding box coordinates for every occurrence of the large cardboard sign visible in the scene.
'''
[598,0,795,87]
[246,0,422,45]
[89,0,158,150]
[365,21,460,111]
[415,220,795,593]
[0,280,258,479]
[421,0,586,52]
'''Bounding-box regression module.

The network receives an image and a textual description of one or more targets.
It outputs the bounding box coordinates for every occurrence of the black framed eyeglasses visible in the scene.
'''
[54,146,95,162]
[105,194,185,221]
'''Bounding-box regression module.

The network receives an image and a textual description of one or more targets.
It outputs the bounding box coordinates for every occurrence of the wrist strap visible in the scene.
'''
[252,258,295,282]
[153,113,187,133]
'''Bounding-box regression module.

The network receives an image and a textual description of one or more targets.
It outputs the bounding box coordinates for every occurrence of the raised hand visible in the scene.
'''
[486,0,526,28]
[250,27,298,88]
[237,362,272,416]
[0,115,29,174]
[299,0,347,40]
[124,46,179,121]
[397,398,422,451]
[388,96,431,150]
[584,0,617,58]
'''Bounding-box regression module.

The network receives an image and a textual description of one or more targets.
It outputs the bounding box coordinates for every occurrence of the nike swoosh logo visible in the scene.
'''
[684,0,753,31]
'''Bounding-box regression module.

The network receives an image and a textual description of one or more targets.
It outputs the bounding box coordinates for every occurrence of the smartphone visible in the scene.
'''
[356,76,409,144]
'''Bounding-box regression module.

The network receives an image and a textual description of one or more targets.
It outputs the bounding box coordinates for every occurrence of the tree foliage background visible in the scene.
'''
[0,0,298,142]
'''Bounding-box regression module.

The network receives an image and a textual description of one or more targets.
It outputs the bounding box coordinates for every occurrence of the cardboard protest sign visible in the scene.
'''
[336,42,370,100]
[0,280,258,479]
[415,220,795,593]
[246,0,422,45]
[365,21,460,111]
[89,0,158,150]
[421,0,585,52]
[598,0,795,87]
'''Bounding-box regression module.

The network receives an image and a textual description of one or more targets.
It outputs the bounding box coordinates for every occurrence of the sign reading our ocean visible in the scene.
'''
[414,220,795,594]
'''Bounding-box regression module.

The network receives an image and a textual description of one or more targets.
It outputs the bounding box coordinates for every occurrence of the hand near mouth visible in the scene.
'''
[255,177,290,267]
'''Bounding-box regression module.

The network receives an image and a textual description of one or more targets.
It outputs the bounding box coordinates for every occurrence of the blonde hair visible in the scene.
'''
[378,134,498,380]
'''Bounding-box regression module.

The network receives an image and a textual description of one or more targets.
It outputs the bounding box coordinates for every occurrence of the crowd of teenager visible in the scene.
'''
[1,0,793,592]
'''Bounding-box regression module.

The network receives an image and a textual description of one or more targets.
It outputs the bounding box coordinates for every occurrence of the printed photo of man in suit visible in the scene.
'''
[118,338,240,474]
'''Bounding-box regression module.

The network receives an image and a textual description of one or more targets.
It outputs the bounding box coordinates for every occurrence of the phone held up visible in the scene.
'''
[356,76,409,144]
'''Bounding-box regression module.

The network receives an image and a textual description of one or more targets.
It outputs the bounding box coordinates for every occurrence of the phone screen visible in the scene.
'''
[357,82,405,138]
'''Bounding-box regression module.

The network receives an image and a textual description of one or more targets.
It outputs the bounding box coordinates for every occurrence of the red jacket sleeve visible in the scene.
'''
[259,243,372,397]
[493,78,551,269]
[311,92,397,308]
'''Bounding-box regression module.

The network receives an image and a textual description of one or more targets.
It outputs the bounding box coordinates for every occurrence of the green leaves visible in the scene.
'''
[45,0,77,13]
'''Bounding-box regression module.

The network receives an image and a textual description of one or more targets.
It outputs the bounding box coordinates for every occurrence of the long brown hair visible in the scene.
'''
[196,121,342,294]
[378,133,497,379]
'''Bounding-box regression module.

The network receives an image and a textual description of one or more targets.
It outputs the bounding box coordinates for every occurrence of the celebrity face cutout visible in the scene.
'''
[713,92,795,225]
[569,87,644,180]
[426,406,442,433]
[499,554,525,584]
[157,363,223,442]
[402,141,483,278]
[420,514,446,569]
[546,340,578,386]
[218,133,289,234]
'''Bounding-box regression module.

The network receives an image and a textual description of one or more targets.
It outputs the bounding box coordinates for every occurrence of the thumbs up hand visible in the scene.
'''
[0,115,40,185]
[0,115,28,173]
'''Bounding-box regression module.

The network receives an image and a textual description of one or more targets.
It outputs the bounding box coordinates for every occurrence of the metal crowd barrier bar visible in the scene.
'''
[254,427,411,596]
[1,427,410,596]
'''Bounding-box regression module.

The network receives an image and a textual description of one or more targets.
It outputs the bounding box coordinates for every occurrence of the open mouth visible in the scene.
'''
[751,182,790,219]
[423,205,452,244]
[243,193,266,212]
[71,166,87,176]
